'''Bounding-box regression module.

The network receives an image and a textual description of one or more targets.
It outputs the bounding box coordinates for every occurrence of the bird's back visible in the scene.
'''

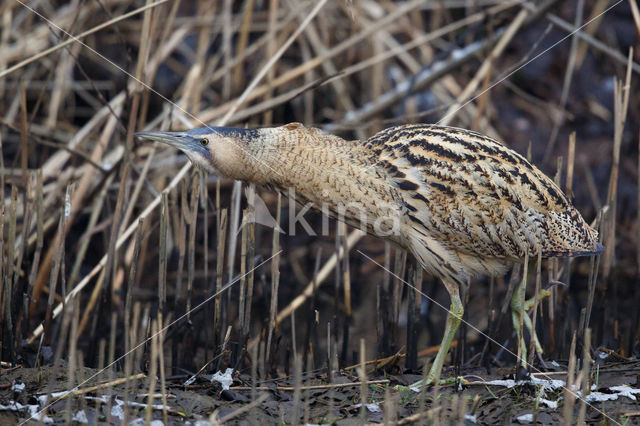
[363,124,600,281]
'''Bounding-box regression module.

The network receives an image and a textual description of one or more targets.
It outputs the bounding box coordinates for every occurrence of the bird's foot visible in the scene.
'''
[523,288,552,312]
[512,284,557,366]
[518,283,562,358]
[403,376,467,392]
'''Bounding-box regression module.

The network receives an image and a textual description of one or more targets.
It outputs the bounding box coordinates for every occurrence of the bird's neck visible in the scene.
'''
[241,125,364,192]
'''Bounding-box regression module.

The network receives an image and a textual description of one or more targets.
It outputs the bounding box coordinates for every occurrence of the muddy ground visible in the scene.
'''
[2,357,640,424]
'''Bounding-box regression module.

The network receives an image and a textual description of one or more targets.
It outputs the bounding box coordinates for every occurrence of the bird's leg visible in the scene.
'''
[423,281,463,385]
[511,281,553,366]
[511,275,529,367]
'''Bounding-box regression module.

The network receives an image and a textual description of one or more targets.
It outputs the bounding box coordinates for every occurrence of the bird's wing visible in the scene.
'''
[365,125,599,276]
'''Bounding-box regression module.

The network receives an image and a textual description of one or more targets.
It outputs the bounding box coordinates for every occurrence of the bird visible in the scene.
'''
[136,123,602,385]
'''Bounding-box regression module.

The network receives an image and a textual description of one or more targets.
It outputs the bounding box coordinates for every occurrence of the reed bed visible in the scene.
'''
[1,0,639,423]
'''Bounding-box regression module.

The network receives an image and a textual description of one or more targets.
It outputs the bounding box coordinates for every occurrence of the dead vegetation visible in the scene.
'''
[1,0,640,424]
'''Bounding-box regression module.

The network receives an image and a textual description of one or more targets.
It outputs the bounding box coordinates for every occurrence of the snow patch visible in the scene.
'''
[536,397,559,409]
[608,385,640,401]
[465,413,477,423]
[516,413,533,423]
[72,410,88,423]
[211,368,234,390]
[11,381,25,393]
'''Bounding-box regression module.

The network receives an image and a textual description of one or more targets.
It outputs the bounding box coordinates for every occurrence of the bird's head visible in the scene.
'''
[135,126,260,179]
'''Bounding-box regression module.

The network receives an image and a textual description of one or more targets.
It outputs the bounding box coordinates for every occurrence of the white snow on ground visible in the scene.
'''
[211,368,234,390]
[464,413,477,423]
[516,413,533,423]
[608,385,640,401]
[352,403,382,412]
[484,376,565,391]
[72,409,88,423]
[0,400,53,423]
[585,392,618,403]
[536,397,559,409]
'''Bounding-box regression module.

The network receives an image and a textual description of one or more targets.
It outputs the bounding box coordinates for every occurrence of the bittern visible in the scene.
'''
[136,123,602,385]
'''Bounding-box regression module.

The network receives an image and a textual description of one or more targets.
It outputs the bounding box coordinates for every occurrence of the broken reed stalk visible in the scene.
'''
[303,248,322,371]
[328,349,337,423]
[377,242,391,355]
[52,293,73,371]
[303,355,312,424]
[145,318,159,425]
[27,170,43,296]
[603,49,633,278]
[636,132,640,353]
[47,373,146,400]
[42,193,68,345]
[250,340,258,421]
[108,312,118,421]
[237,208,248,364]
[68,174,114,287]
[125,218,145,363]
[340,222,351,362]
[559,133,578,288]
[357,338,368,423]
[0,204,3,358]
[125,301,143,419]
[157,313,169,425]
[406,263,417,370]
[3,187,18,360]
[159,193,168,315]
[227,181,242,305]
[543,0,583,162]
[392,249,407,346]
[333,225,342,361]
[516,253,529,365]
[202,172,209,298]
[64,297,79,424]
[562,332,578,425]
[244,185,256,340]
[266,193,281,365]
[215,208,228,353]
[580,220,600,339]
[292,354,302,425]
[577,328,591,425]
[187,173,200,321]
[566,132,576,197]
[409,265,423,370]
[175,183,187,307]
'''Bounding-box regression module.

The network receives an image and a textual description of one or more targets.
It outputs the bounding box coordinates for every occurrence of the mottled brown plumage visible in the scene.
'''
[136,122,601,384]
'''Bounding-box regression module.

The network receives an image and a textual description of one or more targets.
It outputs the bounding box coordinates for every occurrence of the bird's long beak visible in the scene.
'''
[134,131,191,150]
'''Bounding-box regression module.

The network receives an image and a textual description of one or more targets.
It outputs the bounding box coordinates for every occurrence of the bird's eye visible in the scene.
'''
[200,138,209,146]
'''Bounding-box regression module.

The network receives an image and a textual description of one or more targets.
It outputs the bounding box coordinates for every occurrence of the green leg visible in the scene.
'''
[512,282,553,365]
[424,293,463,384]
[422,281,463,386]
[523,288,551,355]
